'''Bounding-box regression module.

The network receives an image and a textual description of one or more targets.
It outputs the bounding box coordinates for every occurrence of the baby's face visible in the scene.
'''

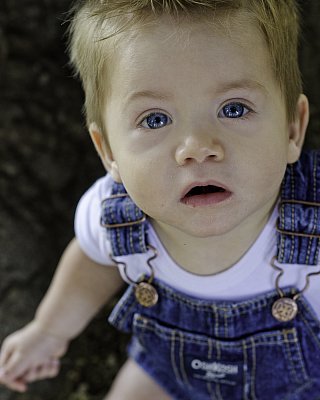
[100,14,305,238]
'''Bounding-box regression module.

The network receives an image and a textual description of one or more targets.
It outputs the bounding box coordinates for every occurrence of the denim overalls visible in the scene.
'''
[101,150,320,400]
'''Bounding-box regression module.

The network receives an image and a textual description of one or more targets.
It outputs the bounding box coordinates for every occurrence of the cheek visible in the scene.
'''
[117,156,170,208]
[248,155,287,198]
[236,138,288,195]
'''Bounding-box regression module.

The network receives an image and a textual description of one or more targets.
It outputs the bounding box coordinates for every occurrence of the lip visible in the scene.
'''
[180,180,233,207]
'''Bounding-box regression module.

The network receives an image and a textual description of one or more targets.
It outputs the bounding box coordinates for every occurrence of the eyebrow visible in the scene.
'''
[124,79,269,105]
[124,90,173,104]
[214,79,269,97]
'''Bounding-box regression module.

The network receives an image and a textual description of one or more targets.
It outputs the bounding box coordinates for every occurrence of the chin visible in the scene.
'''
[178,223,236,238]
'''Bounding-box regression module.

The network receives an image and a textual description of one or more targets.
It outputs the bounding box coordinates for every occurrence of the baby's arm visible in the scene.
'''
[0,238,124,392]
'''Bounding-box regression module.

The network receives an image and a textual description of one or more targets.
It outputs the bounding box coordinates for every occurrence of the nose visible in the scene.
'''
[175,135,225,166]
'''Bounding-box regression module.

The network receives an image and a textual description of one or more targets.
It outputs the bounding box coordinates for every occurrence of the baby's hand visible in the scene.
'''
[0,321,68,392]
[0,359,61,393]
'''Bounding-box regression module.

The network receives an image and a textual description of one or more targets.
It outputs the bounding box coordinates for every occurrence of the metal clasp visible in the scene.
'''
[270,256,320,322]
[110,245,159,307]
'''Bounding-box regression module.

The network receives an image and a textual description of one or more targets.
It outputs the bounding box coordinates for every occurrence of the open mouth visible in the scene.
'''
[184,185,226,197]
[181,183,232,207]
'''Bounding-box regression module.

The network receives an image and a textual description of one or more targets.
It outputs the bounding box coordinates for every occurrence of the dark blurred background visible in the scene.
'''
[0,0,319,399]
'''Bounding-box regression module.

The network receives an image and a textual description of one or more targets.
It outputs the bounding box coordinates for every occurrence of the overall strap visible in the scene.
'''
[277,150,320,265]
[101,181,149,256]
[101,151,320,263]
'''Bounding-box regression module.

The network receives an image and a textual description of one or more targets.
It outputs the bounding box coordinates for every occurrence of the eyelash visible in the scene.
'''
[138,110,172,130]
[218,102,253,120]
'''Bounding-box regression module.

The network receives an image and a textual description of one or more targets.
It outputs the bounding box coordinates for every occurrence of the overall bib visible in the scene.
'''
[101,150,320,400]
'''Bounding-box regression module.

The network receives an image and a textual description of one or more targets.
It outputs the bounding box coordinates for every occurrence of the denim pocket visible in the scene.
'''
[131,313,309,400]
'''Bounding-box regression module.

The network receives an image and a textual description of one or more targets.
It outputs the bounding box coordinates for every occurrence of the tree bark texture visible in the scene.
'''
[0,0,320,399]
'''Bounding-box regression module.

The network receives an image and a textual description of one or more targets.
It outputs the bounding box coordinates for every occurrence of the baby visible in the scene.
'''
[1,0,320,399]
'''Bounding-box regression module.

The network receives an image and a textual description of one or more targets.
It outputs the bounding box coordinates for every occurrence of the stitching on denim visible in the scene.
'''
[134,318,296,349]
[115,227,125,255]
[124,199,131,223]
[170,330,182,384]
[136,323,292,349]
[299,296,320,329]
[250,337,257,400]
[178,332,190,387]
[212,305,219,338]
[138,225,145,252]
[283,329,300,384]
[157,282,269,309]
[206,338,214,399]
[315,240,320,265]
[116,297,138,330]
[299,313,320,351]
[313,151,317,202]
[293,332,309,382]
[155,281,278,315]
[223,310,229,338]
[242,340,249,400]
[201,339,221,400]
[305,237,312,265]
[108,199,116,224]
[128,226,134,253]
[215,341,223,400]
[107,200,120,255]
[289,167,295,263]
[305,155,318,264]
[206,380,216,400]
[149,285,293,318]
[109,289,129,325]
[135,202,139,221]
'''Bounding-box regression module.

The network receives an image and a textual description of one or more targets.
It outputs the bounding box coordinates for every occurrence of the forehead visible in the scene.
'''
[108,12,277,100]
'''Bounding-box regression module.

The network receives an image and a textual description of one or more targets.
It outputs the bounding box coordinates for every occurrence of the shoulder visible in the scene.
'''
[79,173,114,205]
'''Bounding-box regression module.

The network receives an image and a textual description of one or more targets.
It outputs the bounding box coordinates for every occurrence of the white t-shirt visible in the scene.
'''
[75,174,320,320]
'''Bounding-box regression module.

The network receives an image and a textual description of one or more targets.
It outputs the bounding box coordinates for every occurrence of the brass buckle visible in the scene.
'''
[110,245,159,307]
[270,256,320,322]
[100,193,146,228]
[277,199,320,239]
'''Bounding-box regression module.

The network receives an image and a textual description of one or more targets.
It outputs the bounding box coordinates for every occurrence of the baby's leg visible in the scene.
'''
[104,358,172,400]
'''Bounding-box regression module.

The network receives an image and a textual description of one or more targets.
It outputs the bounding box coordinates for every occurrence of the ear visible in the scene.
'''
[287,94,309,164]
[89,123,122,183]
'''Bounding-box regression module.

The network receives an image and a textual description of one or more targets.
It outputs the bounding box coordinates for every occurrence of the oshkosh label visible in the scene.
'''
[185,356,243,386]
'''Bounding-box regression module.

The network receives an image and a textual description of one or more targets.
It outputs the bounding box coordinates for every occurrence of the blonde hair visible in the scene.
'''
[68,0,302,131]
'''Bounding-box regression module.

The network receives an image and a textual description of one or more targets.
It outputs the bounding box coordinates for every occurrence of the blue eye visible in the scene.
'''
[140,112,172,129]
[219,102,250,119]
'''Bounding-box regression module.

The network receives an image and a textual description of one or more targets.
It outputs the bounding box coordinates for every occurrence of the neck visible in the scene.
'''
[151,201,277,276]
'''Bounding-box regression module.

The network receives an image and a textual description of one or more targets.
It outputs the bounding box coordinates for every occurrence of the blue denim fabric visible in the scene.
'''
[277,150,320,265]
[103,150,320,399]
[102,151,320,264]
[101,182,148,256]
[109,281,320,400]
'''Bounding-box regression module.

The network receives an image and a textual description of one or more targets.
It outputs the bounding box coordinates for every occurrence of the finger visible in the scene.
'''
[5,379,28,393]
[22,367,42,383]
[1,351,29,380]
[0,371,27,393]
[24,360,60,383]
[24,359,57,381]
